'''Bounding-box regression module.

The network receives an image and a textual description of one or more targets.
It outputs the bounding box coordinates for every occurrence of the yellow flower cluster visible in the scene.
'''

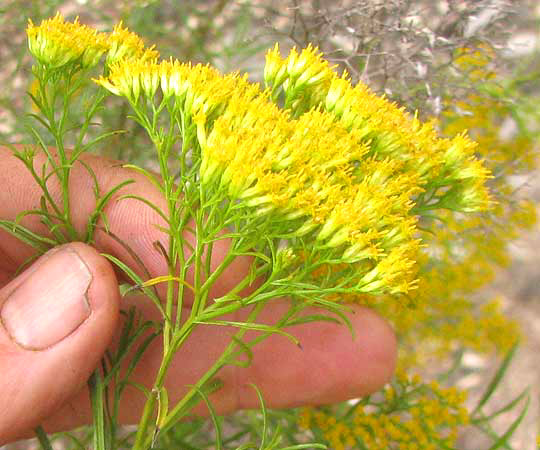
[454,44,497,81]
[204,97,423,292]
[96,51,428,294]
[89,21,494,297]
[96,58,162,102]
[371,44,535,369]
[97,57,242,113]
[265,44,492,213]
[27,12,108,69]
[106,21,158,65]
[201,89,422,272]
[298,376,469,449]
[26,13,157,70]
[265,44,333,97]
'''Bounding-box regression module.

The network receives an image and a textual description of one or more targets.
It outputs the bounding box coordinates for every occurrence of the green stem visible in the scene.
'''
[198,251,240,296]
[34,425,53,450]
[89,370,107,450]
[131,343,177,449]
[134,301,267,450]
[192,184,205,316]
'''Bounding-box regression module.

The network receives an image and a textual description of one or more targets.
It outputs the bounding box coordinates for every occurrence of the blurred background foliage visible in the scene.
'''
[1,1,539,448]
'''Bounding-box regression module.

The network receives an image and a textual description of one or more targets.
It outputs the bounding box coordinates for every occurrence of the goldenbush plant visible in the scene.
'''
[1,2,538,449]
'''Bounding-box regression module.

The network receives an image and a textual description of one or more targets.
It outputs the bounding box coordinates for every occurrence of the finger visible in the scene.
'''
[39,299,396,430]
[229,303,397,412]
[0,146,248,302]
[0,243,119,445]
[162,302,397,416]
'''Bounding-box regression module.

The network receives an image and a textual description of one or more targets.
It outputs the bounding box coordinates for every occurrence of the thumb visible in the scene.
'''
[0,243,119,444]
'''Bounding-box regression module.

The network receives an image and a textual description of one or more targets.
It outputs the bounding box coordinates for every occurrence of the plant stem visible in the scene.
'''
[34,426,54,450]
[133,301,267,450]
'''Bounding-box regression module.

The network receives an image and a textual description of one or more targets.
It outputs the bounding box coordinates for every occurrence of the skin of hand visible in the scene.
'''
[0,146,397,444]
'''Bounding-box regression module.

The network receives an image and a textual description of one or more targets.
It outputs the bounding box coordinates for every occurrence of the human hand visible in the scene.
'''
[0,147,396,444]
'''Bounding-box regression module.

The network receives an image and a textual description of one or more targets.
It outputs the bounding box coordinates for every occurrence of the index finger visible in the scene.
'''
[0,146,249,299]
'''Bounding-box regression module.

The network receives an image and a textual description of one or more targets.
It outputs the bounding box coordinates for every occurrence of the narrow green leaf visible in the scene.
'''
[474,388,529,424]
[122,329,161,386]
[77,157,101,199]
[487,395,530,450]
[248,384,268,450]
[100,252,167,319]
[122,164,165,193]
[0,220,55,251]
[86,179,135,240]
[77,130,128,156]
[191,385,223,450]
[284,314,342,327]
[116,194,170,223]
[227,335,253,368]
[472,344,518,416]
[194,320,300,347]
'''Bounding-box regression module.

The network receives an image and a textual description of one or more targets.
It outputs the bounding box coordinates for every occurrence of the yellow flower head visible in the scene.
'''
[287,44,334,86]
[27,12,109,69]
[106,21,159,65]
[264,43,287,87]
[96,58,150,102]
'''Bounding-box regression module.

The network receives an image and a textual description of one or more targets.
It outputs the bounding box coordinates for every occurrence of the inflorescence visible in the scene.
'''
[27,14,492,299]
[27,12,158,70]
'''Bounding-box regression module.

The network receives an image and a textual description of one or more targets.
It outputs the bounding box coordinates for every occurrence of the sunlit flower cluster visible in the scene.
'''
[265,44,492,213]
[27,12,108,69]
[96,57,243,115]
[93,35,499,297]
[201,91,422,274]
[96,58,162,102]
[298,374,469,449]
[106,21,158,65]
[265,43,333,94]
[26,13,157,70]
[96,53,430,294]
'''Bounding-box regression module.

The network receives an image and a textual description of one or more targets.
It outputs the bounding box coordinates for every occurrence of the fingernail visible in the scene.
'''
[1,247,92,350]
